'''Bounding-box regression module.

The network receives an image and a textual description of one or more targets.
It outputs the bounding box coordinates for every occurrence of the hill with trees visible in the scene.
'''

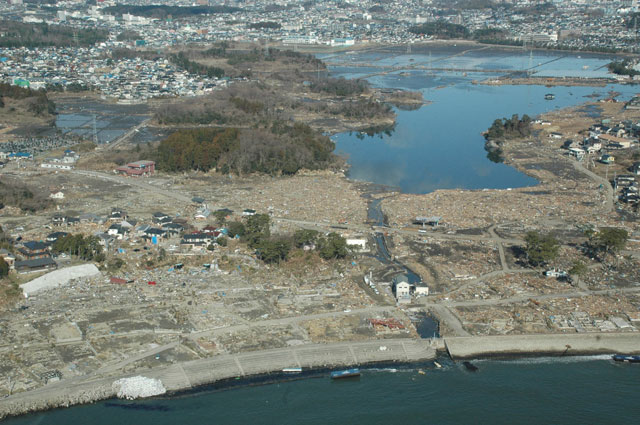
[102,5,241,19]
[0,20,107,48]
[154,122,336,176]
[408,21,470,39]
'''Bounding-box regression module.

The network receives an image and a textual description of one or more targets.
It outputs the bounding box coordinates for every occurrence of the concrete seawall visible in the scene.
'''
[0,338,436,420]
[444,333,640,360]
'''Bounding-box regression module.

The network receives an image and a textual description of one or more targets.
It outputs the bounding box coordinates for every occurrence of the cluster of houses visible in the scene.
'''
[41,149,79,171]
[616,173,640,205]
[564,119,639,162]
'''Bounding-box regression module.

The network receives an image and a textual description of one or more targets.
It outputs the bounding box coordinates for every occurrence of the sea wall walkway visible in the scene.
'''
[445,333,640,359]
[0,338,435,419]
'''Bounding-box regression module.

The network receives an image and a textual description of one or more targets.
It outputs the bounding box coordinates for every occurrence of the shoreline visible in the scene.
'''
[3,332,640,420]
[293,38,633,58]
[0,338,436,420]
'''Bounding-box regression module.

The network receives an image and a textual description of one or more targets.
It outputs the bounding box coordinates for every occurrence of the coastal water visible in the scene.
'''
[322,46,639,193]
[7,357,640,424]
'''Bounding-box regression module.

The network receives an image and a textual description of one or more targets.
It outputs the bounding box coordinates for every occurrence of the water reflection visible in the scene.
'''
[331,51,637,194]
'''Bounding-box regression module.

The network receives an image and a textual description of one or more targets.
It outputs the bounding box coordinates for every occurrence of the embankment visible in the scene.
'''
[0,338,435,420]
[445,332,640,360]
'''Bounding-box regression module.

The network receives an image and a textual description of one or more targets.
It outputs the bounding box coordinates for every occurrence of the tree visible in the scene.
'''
[524,231,559,267]
[318,232,349,260]
[293,229,319,248]
[226,221,245,238]
[589,227,628,262]
[568,261,588,278]
[255,239,290,264]
[0,256,8,278]
[244,214,270,248]
[217,236,228,247]
[52,234,104,262]
[213,210,228,225]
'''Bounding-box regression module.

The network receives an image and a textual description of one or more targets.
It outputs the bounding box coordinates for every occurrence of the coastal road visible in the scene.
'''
[425,285,640,309]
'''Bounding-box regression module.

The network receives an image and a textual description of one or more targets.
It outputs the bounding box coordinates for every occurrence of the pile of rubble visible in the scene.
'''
[112,376,166,400]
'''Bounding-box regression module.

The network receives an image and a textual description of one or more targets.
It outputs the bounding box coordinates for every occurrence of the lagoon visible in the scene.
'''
[324,46,638,193]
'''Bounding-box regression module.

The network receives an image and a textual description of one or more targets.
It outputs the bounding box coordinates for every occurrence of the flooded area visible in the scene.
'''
[54,98,150,144]
[322,46,638,194]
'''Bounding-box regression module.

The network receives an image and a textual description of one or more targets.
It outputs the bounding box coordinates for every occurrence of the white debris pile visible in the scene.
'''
[21,264,101,297]
[112,376,166,400]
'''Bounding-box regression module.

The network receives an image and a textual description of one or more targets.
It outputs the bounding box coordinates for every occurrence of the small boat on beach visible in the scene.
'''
[612,354,640,363]
[330,368,361,379]
[282,367,303,373]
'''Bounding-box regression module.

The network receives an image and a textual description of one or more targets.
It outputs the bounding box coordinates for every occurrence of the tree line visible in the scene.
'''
[607,60,639,77]
[154,122,336,176]
[0,20,107,48]
[169,52,225,79]
[310,77,369,97]
[523,227,628,280]
[223,215,349,264]
[102,5,241,19]
[485,114,532,141]
[52,234,105,263]
[408,21,471,39]
[0,83,56,115]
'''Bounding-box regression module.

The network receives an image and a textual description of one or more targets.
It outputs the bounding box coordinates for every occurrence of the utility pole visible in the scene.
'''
[93,114,98,145]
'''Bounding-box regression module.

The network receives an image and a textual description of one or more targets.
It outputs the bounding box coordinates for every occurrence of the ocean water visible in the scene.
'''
[7,357,640,425]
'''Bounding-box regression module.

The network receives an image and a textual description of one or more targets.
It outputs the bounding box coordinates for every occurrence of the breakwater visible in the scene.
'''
[0,338,435,420]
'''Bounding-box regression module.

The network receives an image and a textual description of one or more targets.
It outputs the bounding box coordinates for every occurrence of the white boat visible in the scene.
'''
[282,367,302,373]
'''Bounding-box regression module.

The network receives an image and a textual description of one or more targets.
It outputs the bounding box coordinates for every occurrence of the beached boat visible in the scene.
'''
[612,354,640,363]
[330,368,361,379]
[282,367,303,373]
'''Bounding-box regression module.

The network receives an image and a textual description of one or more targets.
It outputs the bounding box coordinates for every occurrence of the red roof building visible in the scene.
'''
[115,160,155,177]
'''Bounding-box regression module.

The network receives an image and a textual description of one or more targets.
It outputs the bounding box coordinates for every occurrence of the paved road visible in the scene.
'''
[571,155,614,213]
[425,286,640,309]
[429,305,470,337]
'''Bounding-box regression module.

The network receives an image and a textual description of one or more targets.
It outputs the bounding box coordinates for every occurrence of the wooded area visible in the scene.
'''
[0,20,107,47]
[154,122,336,176]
